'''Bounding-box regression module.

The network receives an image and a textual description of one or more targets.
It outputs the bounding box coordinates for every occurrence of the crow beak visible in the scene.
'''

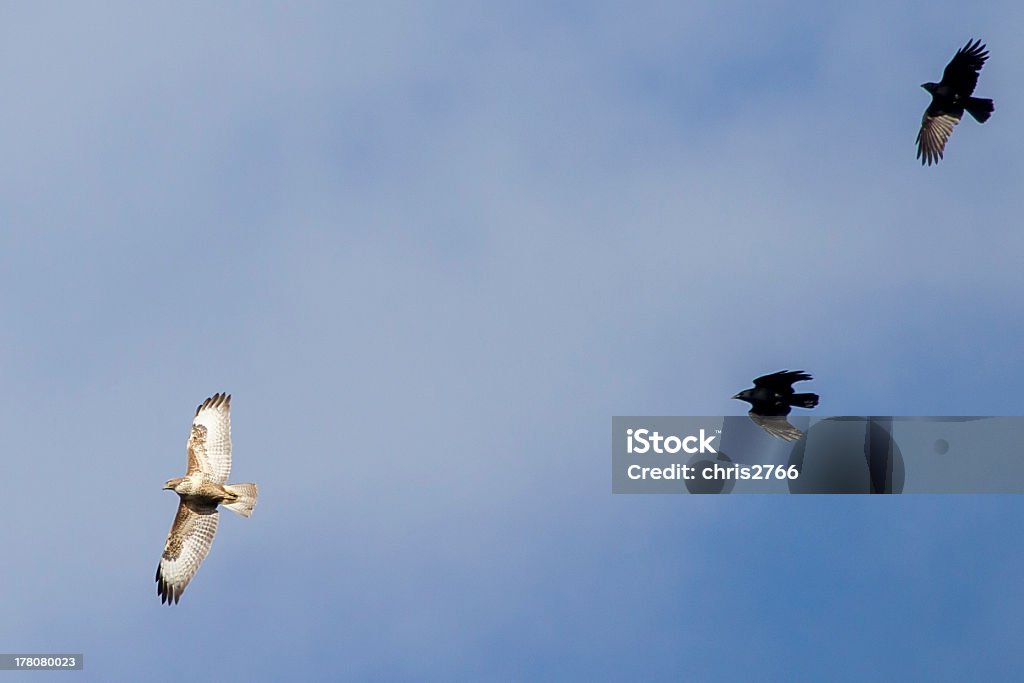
[731,393,741,400]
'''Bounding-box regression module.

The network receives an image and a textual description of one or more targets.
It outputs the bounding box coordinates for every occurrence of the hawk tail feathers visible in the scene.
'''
[965,97,993,123]
[223,483,258,517]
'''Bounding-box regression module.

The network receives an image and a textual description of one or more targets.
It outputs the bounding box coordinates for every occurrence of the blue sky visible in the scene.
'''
[2,2,1023,680]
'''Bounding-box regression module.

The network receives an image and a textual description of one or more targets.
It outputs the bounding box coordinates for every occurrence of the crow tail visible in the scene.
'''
[965,97,994,123]
[791,393,819,409]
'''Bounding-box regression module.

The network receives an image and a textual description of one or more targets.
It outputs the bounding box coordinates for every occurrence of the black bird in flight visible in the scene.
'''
[732,370,819,441]
[917,39,994,166]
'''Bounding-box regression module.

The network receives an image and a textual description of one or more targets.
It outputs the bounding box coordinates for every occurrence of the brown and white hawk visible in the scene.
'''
[156,393,258,605]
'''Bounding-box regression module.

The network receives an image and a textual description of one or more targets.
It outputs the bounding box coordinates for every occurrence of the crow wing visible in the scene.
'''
[749,414,805,442]
[751,370,812,395]
[940,39,988,96]
[916,112,959,166]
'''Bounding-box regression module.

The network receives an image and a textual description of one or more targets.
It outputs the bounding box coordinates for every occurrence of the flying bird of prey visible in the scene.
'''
[917,39,994,166]
[157,393,258,605]
[732,371,819,441]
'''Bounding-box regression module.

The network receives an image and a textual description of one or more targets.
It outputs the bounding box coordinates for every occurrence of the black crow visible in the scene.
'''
[917,39,994,166]
[732,370,819,441]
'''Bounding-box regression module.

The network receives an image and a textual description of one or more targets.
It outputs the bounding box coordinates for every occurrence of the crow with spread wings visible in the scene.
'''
[732,371,819,441]
[917,39,994,166]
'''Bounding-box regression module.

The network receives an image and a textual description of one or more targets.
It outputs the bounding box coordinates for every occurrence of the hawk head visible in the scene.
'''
[163,477,187,493]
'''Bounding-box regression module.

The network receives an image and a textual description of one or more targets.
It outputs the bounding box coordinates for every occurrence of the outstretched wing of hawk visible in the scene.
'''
[187,392,232,483]
[157,393,258,605]
[156,499,220,605]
